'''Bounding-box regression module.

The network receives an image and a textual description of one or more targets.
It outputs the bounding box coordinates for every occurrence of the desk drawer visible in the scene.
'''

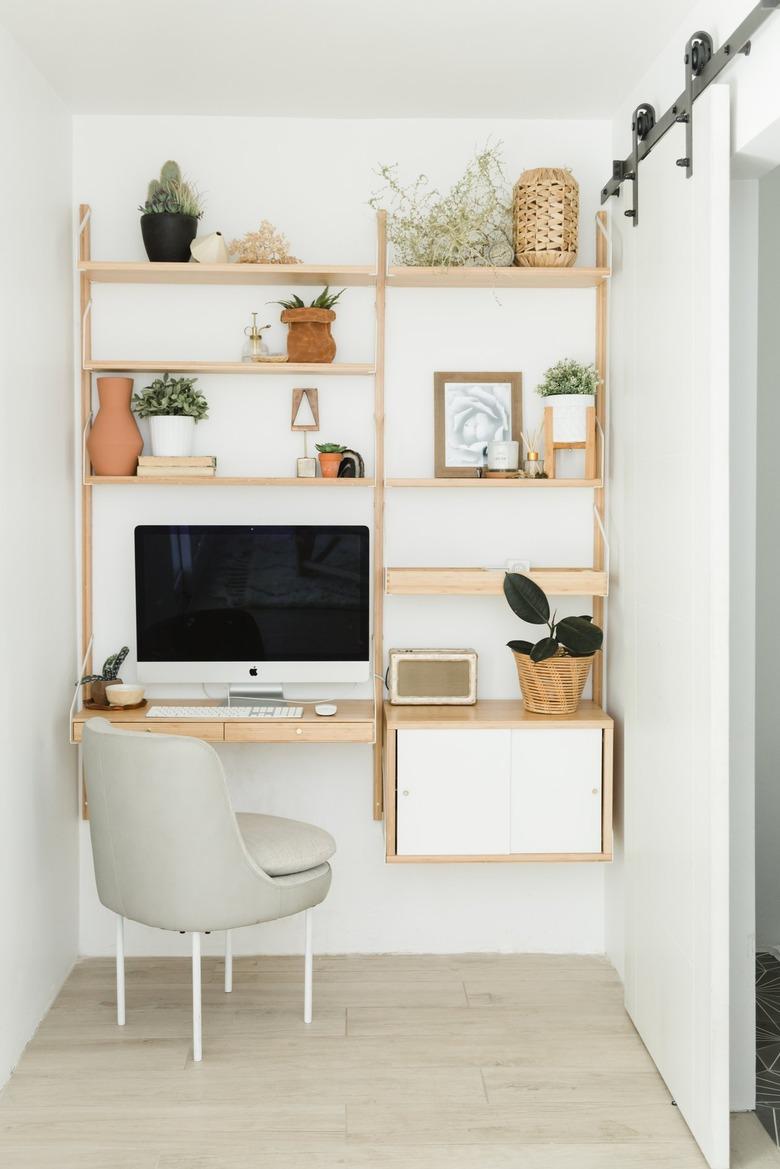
[122,721,225,741]
[225,721,373,743]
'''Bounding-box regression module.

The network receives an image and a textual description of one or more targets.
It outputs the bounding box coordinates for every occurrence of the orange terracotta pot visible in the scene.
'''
[87,377,143,476]
[280,307,337,363]
[318,452,343,478]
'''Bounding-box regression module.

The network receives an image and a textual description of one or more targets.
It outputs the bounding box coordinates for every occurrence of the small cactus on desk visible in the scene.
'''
[80,647,129,706]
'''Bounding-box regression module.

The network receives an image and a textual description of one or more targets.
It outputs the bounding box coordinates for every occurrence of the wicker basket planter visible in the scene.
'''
[513,168,579,268]
[510,648,594,714]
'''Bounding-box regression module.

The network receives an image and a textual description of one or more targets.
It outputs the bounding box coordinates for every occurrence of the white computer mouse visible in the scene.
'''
[314,703,338,717]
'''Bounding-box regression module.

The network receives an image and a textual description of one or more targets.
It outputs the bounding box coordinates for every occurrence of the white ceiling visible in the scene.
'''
[0,0,699,117]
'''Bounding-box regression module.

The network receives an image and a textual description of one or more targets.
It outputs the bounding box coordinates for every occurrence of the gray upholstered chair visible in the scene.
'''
[82,718,335,1061]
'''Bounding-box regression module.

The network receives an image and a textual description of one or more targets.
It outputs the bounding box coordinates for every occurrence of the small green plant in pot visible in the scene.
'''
[537,358,600,444]
[80,647,129,707]
[503,573,603,714]
[272,287,345,363]
[132,373,209,458]
[315,442,346,478]
[139,160,204,262]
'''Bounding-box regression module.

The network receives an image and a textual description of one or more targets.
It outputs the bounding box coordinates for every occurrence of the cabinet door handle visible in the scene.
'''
[402,789,410,797]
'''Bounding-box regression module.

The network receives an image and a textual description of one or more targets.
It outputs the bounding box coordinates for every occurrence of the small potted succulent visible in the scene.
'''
[132,373,209,457]
[272,287,345,363]
[80,646,129,707]
[536,358,600,443]
[504,573,603,714]
[315,442,346,478]
[139,160,204,262]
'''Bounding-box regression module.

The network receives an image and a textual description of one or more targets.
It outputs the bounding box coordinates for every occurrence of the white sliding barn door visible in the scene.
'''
[614,85,730,1168]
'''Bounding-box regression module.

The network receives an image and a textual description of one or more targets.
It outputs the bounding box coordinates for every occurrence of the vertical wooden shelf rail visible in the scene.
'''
[592,211,608,705]
[79,205,93,680]
[372,211,387,820]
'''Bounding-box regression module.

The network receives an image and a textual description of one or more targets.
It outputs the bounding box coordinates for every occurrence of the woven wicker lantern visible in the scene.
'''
[513,167,579,268]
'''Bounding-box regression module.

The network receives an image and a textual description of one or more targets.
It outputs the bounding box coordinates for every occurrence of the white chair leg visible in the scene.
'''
[192,932,202,1062]
[304,908,313,1025]
[115,915,125,1026]
[224,929,233,993]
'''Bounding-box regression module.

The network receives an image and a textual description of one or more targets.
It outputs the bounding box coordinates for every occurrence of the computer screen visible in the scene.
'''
[134,524,370,683]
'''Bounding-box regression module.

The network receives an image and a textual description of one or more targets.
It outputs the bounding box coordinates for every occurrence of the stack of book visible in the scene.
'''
[137,456,217,478]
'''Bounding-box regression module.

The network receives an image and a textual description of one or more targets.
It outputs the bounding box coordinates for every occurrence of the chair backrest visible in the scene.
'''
[82,719,278,932]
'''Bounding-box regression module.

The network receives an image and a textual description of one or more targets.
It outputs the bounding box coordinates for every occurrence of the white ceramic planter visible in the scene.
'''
[548,394,595,443]
[149,416,196,457]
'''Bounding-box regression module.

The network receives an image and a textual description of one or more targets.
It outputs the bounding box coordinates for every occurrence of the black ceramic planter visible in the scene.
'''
[140,213,198,262]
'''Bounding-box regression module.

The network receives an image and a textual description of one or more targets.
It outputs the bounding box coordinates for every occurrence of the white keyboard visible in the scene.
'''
[146,705,304,720]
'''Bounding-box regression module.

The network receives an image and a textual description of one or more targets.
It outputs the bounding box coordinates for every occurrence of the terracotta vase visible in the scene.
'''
[318,452,343,478]
[280,307,337,363]
[87,378,143,476]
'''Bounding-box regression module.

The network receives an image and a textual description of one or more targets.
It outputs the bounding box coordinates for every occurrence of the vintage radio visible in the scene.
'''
[387,648,478,705]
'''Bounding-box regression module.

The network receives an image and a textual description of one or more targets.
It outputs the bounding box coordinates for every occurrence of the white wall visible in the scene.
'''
[755,164,780,951]
[0,26,77,1083]
[73,114,613,956]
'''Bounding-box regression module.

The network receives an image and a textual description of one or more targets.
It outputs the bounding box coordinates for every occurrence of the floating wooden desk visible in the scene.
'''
[72,699,376,745]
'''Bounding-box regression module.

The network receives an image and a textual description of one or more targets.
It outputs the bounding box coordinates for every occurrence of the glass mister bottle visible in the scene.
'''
[242,312,270,362]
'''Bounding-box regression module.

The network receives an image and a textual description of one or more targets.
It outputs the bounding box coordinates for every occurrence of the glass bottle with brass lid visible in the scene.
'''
[242,312,271,362]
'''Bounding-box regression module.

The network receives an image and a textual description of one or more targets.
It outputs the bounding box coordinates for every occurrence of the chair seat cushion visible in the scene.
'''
[236,812,336,877]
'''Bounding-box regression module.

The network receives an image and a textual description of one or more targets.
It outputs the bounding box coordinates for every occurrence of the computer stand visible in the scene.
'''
[228,684,296,708]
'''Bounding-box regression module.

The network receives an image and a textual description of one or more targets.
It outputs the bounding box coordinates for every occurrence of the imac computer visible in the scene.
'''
[134,524,370,699]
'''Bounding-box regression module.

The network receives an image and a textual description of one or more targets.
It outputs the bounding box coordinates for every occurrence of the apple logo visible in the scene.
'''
[249,667,258,677]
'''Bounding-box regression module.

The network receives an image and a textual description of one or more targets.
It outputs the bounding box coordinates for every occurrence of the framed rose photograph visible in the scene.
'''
[434,371,523,477]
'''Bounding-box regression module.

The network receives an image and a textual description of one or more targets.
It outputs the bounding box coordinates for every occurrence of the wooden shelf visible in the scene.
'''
[386,477,602,489]
[79,261,377,287]
[85,476,375,487]
[386,567,608,597]
[384,699,612,731]
[85,360,374,376]
[387,266,610,289]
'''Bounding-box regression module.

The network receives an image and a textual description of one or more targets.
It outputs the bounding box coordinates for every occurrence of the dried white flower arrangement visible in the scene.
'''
[228,220,301,265]
[369,142,514,267]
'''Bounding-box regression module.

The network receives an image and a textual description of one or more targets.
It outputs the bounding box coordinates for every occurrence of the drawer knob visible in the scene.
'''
[402,789,410,797]
[296,728,302,735]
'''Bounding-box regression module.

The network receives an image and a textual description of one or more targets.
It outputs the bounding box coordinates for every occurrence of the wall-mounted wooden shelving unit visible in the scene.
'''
[76,204,611,857]
[385,567,608,597]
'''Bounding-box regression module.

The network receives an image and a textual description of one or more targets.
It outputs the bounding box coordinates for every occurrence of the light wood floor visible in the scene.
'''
[0,953,776,1168]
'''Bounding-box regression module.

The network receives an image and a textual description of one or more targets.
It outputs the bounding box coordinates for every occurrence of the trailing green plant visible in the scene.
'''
[139,160,204,219]
[368,142,513,267]
[503,574,603,662]
[536,358,600,398]
[132,373,209,420]
[272,287,346,311]
[79,646,129,686]
[315,442,346,454]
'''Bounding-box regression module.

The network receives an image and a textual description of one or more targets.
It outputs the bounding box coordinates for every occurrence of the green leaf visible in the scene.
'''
[556,616,603,656]
[530,637,558,662]
[503,573,550,625]
[506,639,534,655]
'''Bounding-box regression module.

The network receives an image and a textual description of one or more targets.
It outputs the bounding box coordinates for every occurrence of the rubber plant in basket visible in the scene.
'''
[272,287,345,363]
[503,573,603,714]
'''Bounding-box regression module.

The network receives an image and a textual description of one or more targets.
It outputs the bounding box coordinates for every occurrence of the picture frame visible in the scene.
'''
[434,371,523,478]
